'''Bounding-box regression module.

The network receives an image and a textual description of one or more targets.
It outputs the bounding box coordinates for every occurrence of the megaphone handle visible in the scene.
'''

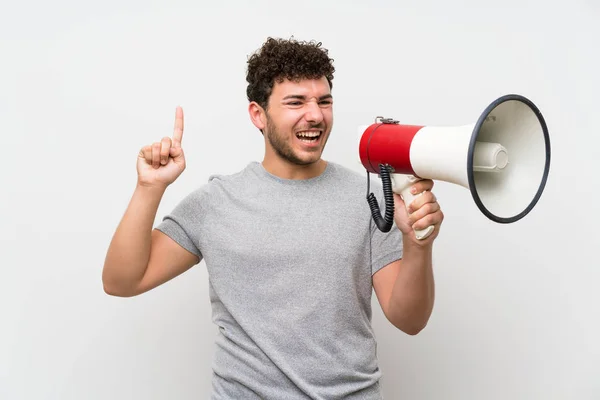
[391,174,435,240]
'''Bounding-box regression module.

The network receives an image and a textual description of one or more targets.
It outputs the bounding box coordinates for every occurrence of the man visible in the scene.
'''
[103,37,443,399]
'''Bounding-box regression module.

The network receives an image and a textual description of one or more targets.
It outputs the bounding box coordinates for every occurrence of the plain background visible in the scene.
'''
[1,0,599,399]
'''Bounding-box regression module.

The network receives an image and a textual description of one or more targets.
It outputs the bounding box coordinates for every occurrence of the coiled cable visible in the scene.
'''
[366,164,395,232]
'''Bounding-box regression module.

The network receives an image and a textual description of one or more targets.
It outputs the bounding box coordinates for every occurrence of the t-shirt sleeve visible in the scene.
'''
[370,219,403,275]
[367,182,403,276]
[155,189,204,260]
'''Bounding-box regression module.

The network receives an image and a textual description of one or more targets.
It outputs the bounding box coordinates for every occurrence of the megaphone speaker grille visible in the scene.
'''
[468,94,551,223]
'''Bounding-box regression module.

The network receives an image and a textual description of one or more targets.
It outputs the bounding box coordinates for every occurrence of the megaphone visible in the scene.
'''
[358,94,551,239]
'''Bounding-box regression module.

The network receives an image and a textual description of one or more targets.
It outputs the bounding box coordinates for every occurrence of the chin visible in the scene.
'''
[294,152,324,166]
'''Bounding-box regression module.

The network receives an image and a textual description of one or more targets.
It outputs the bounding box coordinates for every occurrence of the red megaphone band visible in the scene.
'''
[359,123,423,175]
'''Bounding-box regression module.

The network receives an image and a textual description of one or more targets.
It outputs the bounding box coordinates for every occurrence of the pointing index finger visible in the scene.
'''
[173,106,184,148]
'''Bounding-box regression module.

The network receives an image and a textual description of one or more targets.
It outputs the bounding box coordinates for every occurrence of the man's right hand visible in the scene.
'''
[137,106,186,189]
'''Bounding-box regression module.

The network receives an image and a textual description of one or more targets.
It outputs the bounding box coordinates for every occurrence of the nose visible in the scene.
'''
[304,100,324,125]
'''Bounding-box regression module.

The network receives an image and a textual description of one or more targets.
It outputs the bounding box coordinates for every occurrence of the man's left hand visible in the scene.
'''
[393,179,444,245]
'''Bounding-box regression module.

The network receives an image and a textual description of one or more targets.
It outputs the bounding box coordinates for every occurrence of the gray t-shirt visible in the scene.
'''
[156,161,403,400]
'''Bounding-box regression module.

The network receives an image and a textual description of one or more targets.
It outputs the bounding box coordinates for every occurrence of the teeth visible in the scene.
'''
[297,131,321,138]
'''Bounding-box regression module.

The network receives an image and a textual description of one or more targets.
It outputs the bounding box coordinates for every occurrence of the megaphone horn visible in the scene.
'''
[358,94,551,239]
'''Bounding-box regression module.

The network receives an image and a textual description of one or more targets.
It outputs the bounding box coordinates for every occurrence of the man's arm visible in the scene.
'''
[102,106,199,297]
[372,241,434,335]
[372,179,443,335]
[102,184,200,297]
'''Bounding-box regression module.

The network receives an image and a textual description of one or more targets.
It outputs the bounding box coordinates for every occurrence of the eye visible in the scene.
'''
[287,101,302,106]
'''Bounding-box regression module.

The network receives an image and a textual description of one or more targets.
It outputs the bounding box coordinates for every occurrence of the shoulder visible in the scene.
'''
[326,161,385,193]
[327,161,366,182]
[205,162,263,192]
[173,163,257,207]
[207,163,254,184]
[183,162,270,206]
[327,161,361,177]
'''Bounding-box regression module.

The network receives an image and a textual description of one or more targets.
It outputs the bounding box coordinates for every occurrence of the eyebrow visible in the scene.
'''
[282,94,333,101]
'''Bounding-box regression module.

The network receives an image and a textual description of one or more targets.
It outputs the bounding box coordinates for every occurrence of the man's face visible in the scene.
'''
[262,76,333,166]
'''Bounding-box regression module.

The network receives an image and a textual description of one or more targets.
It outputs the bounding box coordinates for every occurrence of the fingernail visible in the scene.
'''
[411,187,417,194]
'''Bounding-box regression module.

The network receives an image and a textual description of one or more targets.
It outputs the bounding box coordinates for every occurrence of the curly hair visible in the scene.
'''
[246,37,335,110]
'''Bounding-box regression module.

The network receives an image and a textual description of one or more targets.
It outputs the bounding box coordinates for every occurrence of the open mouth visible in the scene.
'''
[296,130,322,143]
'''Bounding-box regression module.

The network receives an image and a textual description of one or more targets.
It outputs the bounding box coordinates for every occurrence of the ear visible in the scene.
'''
[248,101,266,131]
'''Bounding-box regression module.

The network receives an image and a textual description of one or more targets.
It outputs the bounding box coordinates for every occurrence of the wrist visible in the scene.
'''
[135,181,168,196]
[402,233,434,253]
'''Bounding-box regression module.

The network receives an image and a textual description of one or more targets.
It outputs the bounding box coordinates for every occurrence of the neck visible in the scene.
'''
[261,156,327,180]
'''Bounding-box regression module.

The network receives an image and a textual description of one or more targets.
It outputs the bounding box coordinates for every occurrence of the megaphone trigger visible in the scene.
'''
[390,173,436,240]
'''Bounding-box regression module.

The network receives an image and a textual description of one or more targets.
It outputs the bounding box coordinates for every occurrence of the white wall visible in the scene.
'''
[2,0,599,399]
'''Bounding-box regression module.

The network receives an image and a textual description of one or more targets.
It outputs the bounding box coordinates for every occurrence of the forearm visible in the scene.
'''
[387,237,435,334]
[102,184,166,294]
